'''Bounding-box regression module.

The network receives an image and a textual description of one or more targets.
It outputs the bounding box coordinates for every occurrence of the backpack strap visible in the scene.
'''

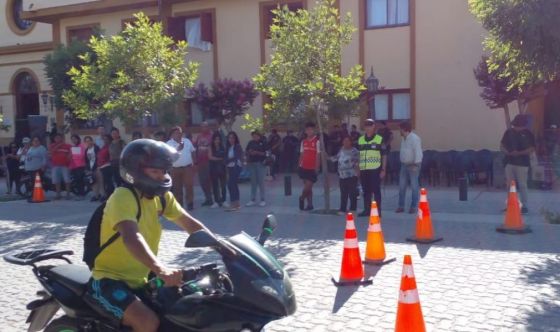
[95,186,141,262]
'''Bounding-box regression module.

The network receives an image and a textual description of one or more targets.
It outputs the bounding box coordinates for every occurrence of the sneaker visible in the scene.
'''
[246,201,256,207]
[521,207,529,214]
[259,201,266,207]
[202,200,213,207]
[222,201,231,208]
[226,205,240,212]
[90,195,99,202]
[395,207,405,213]
[408,208,416,214]
[304,205,314,211]
[337,210,346,216]
[210,202,220,209]
[299,197,305,211]
[187,203,194,211]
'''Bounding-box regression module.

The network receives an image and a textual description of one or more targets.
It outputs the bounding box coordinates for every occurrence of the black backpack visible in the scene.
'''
[83,186,166,270]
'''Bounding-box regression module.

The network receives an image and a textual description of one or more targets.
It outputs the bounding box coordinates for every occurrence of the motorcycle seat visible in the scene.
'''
[49,264,91,296]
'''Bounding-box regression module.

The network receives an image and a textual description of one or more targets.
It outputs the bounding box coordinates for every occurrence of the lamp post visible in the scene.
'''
[365,67,379,119]
[40,92,48,112]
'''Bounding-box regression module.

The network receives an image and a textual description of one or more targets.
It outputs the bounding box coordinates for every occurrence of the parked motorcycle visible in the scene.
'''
[4,214,295,331]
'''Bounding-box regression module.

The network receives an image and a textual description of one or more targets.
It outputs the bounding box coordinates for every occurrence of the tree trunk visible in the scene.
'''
[517,98,527,114]
[315,108,331,210]
[503,104,512,129]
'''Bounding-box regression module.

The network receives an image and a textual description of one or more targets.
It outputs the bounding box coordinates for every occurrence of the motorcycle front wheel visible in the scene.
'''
[44,316,80,332]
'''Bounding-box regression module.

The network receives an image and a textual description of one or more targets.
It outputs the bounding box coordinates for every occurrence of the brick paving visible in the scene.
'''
[0,178,559,331]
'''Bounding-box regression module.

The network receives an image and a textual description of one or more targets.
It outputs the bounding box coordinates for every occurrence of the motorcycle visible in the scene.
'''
[4,214,295,332]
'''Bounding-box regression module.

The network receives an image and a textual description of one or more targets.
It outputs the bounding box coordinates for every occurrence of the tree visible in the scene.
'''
[254,0,364,211]
[473,56,520,128]
[469,0,560,89]
[63,13,199,124]
[188,78,258,132]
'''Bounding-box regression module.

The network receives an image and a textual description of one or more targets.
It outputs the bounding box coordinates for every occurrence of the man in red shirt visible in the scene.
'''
[49,133,73,199]
[298,122,321,211]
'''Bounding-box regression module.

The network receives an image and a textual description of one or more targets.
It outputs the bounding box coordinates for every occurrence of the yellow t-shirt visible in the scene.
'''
[92,187,185,288]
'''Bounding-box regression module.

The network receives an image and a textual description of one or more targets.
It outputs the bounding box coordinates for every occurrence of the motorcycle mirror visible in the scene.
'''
[263,214,277,232]
[257,214,277,245]
[184,230,220,248]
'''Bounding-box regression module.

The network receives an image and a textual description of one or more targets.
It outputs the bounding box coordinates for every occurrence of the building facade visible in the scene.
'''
[0,0,556,149]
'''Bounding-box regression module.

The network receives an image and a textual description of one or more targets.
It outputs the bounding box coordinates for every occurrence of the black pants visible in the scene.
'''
[360,169,382,215]
[111,163,123,187]
[71,167,86,196]
[210,168,227,204]
[271,152,280,176]
[340,176,358,212]
[101,166,114,197]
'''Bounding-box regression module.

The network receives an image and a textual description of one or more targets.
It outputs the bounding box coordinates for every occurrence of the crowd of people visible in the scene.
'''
[1,118,428,216]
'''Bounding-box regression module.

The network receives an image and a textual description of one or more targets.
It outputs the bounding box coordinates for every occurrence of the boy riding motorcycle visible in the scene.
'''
[86,139,209,332]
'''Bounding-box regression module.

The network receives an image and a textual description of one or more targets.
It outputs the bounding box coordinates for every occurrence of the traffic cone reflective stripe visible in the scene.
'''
[395,255,426,332]
[399,289,420,304]
[368,223,382,233]
[364,201,395,265]
[407,188,443,244]
[497,181,531,234]
[343,237,359,248]
[332,213,372,286]
[29,172,48,203]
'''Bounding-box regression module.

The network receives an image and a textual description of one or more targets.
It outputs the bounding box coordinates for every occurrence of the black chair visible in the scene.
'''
[456,150,476,183]
[474,149,494,186]
[441,150,459,186]
[421,150,437,186]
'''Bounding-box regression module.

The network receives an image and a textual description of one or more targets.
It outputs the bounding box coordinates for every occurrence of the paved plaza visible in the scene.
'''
[0,176,559,331]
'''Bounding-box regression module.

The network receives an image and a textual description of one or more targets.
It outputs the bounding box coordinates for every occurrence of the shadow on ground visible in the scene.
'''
[518,255,560,331]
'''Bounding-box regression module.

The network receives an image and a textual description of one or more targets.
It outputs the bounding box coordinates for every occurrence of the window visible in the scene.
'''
[184,100,219,126]
[371,90,410,121]
[7,0,35,35]
[366,0,409,28]
[72,115,113,129]
[263,2,303,37]
[67,26,96,44]
[168,13,213,51]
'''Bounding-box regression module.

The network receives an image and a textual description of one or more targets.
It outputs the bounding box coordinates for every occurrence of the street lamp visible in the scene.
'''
[365,67,379,119]
[40,92,48,111]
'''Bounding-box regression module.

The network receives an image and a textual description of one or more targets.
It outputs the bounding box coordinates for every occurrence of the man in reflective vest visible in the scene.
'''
[358,119,388,217]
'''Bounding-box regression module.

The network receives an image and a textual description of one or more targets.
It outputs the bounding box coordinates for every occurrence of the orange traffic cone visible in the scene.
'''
[29,172,49,203]
[395,255,426,332]
[496,181,531,234]
[364,201,395,266]
[406,188,443,244]
[331,213,372,286]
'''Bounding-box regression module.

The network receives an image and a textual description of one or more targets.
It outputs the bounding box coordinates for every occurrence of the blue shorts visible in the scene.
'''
[86,278,145,321]
[51,166,70,184]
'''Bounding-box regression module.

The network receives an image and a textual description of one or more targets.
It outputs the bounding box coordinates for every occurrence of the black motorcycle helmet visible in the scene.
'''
[120,139,179,197]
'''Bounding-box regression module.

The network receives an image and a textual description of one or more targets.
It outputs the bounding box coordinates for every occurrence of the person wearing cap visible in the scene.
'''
[357,119,388,217]
[500,114,535,214]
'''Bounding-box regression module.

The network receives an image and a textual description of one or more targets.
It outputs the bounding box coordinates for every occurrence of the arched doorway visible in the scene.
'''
[12,71,39,142]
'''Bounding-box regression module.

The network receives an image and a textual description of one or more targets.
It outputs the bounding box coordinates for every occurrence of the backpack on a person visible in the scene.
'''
[82,185,166,270]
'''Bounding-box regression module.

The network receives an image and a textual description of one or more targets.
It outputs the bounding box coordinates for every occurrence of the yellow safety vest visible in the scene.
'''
[358,135,383,170]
